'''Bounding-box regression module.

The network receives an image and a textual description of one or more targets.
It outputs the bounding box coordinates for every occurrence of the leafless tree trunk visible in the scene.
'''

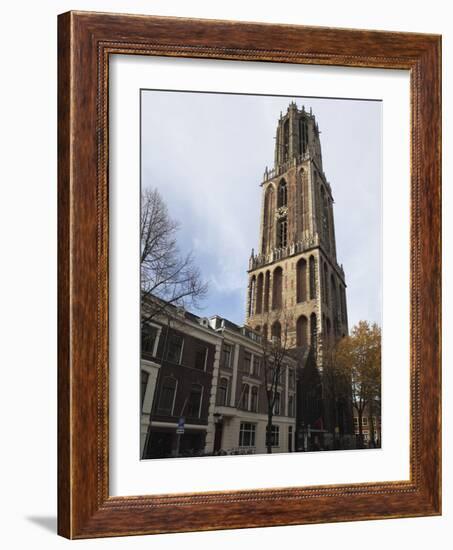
[257,309,293,453]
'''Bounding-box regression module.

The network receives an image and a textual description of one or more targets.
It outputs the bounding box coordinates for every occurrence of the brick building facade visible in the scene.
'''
[140,307,222,459]
[140,306,297,458]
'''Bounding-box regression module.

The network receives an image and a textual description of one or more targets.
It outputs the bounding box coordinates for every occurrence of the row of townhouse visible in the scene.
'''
[140,306,298,459]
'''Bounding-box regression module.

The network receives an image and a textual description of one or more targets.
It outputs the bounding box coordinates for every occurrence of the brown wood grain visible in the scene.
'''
[57,10,441,539]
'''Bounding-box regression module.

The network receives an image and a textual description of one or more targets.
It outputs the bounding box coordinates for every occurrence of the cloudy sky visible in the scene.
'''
[141,90,382,330]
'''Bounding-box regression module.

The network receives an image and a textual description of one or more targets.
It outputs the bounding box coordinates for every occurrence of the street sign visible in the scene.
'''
[176,417,185,434]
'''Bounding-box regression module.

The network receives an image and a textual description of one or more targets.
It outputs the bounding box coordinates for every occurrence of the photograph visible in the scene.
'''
[139,91,382,460]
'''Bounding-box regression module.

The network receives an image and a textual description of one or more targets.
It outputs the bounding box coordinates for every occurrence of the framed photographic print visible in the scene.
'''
[58,11,441,538]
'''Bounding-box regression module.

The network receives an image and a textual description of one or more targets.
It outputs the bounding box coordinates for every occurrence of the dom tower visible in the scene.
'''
[246,102,353,448]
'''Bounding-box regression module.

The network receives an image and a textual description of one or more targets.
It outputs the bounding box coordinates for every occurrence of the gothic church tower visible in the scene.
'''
[246,102,348,352]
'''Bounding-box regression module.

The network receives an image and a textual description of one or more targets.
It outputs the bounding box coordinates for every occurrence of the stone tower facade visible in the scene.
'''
[246,102,352,445]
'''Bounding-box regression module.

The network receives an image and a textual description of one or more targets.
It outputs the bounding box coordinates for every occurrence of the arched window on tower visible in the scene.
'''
[310,313,318,349]
[262,186,274,254]
[278,179,288,208]
[296,258,307,303]
[277,218,288,248]
[323,262,329,304]
[255,272,264,314]
[248,276,256,317]
[309,255,316,299]
[272,266,283,310]
[263,270,270,312]
[340,286,347,324]
[296,315,308,347]
[299,117,308,156]
[331,275,338,334]
[283,119,289,161]
[299,169,305,233]
[321,188,330,250]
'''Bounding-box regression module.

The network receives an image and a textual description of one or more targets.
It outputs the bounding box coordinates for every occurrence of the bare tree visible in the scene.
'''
[141,187,208,326]
[258,309,293,453]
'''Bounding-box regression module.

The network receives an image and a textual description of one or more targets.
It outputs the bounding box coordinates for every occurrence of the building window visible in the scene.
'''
[310,313,317,349]
[331,274,338,324]
[277,217,288,248]
[251,356,261,377]
[363,417,368,426]
[272,266,283,310]
[157,376,177,415]
[141,324,159,355]
[341,286,347,324]
[248,275,256,317]
[322,192,330,246]
[251,386,259,412]
[240,383,250,410]
[296,315,308,347]
[222,343,233,368]
[140,370,149,409]
[288,368,295,389]
[282,120,289,161]
[216,377,229,406]
[255,272,264,314]
[166,333,184,364]
[296,258,307,303]
[239,422,256,447]
[353,417,359,426]
[288,394,295,417]
[262,188,274,255]
[186,384,203,418]
[299,118,308,155]
[194,345,208,370]
[266,424,280,447]
[278,179,288,207]
[243,351,252,373]
[309,255,316,299]
[271,321,281,343]
[263,270,271,312]
[274,392,281,415]
[323,262,329,304]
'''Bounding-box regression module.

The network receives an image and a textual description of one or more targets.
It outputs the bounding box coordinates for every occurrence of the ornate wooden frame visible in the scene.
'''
[58,11,441,539]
